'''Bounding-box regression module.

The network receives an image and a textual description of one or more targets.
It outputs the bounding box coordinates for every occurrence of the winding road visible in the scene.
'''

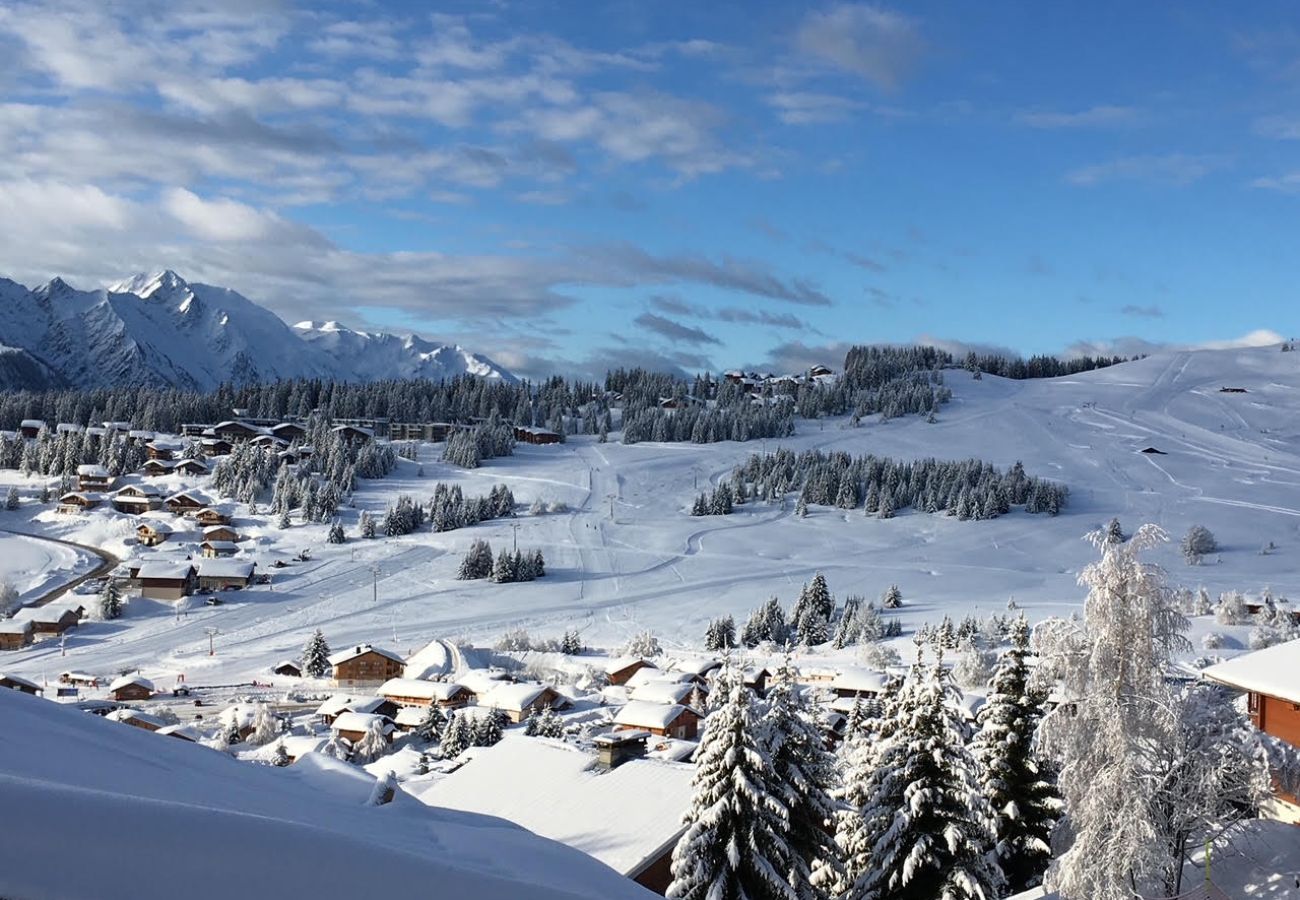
[0,528,120,607]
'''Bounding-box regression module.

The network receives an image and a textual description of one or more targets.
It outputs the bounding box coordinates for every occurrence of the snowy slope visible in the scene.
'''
[0,690,651,900]
[0,271,514,390]
[295,320,516,383]
[0,344,1297,686]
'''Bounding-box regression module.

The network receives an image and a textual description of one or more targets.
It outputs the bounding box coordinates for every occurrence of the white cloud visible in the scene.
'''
[162,188,292,243]
[793,4,924,90]
[1065,154,1224,187]
[767,91,863,125]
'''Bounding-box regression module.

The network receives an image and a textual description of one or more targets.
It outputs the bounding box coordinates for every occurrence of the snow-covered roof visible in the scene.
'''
[327,644,404,666]
[602,655,653,675]
[19,419,45,428]
[128,429,154,439]
[613,701,690,730]
[136,520,174,534]
[167,490,211,505]
[202,525,236,536]
[136,561,194,581]
[108,674,156,693]
[196,559,255,579]
[0,673,41,691]
[1202,639,1300,704]
[75,464,111,477]
[668,657,722,677]
[0,619,34,635]
[55,423,84,433]
[479,682,553,713]
[403,639,457,680]
[394,707,427,728]
[629,681,696,706]
[201,540,240,552]
[830,667,890,694]
[14,603,79,625]
[626,667,696,689]
[378,678,466,701]
[456,670,510,695]
[316,694,367,718]
[118,483,163,497]
[412,734,695,878]
[156,723,200,741]
[331,711,395,735]
[106,708,167,729]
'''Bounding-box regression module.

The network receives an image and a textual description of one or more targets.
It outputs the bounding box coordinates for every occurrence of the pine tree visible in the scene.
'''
[98,578,123,621]
[492,546,516,583]
[4,486,18,510]
[852,656,1003,900]
[326,520,346,544]
[277,508,292,530]
[666,664,798,900]
[249,703,279,746]
[560,629,583,655]
[360,510,376,539]
[1104,516,1124,544]
[439,711,473,759]
[416,704,447,743]
[271,740,290,767]
[532,705,566,739]
[352,718,390,763]
[301,629,332,678]
[970,616,1058,893]
[765,658,842,899]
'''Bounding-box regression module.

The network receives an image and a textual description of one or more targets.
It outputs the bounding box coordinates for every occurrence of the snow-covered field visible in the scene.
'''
[1,345,1297,687]
[0,530,97,604]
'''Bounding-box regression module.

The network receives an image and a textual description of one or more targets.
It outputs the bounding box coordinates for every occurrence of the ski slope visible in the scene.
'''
[1,344,1297,686]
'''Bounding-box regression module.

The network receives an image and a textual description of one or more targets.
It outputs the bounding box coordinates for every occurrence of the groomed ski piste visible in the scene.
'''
[1,344,1297,688]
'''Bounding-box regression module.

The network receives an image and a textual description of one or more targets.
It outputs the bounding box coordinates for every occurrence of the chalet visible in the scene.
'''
[156,724,200,742]
[195,507,232,527]
[393,706,429,732]
[212,420,265,442]
[201,540,239,558]
[667,658,723,685]
[142,459,175,477]
[809,364,834,378]
[135,520,173,547]
[113,484,163,513]
[604,656,657,686]
[514,425,563,445]
[629,680,699,707]
[106,708,166,732]
[250,434,287,450]
[19,419,45,439]
[332,711,396,745]
[137,561,196,601]
[127,429,154,444]
[174,458,209,476]
[56,491,101,514]
[330,645,405,688]
[270,422,307,442]
[180,423,210,437]
[416,734,695,894]
[145,439,182,461]
[315,695,400,725]
[196,558,255,591]
[55,422,84,436]
[85,426,107,440]
[165,491,209,516]
[103,421,132,434]
[742,666,773,695]
[202,525,240,543]
[378,677,472,709]
[479,682,566,724]
[456,670,511,704]
[331,424,374,444]
[199,438,234,457]
[1203,640,1300,821]
[0,673,41,694]
[18,603,81,638]
[613,701,701,740]
[59,671,99,688]
[76,464,114,491]
[271,660,302,677]
[830,667,890,700]
[109,675,156,702]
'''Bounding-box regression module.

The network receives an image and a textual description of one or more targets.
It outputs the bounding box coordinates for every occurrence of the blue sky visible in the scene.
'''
[0,1,1296,379]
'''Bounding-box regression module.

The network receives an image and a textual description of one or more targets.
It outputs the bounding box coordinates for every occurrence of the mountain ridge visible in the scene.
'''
[0,271,516,391]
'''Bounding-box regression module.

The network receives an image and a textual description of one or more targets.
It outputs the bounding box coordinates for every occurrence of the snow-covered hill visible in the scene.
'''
[0,690,651,900]
[0,271,515,391]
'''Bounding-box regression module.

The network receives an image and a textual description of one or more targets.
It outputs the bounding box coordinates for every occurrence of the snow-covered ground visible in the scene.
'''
[0,529,97,604]
[1,344,1297,687]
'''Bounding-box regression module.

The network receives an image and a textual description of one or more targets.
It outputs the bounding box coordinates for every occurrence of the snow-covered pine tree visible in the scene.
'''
[416,704,447,743]
[1035,525,1191,900]
[277,508,292,530]
[352,718,390,763]
[301,629,332,678]
[271,740,290,767]
[1181,524,1217,564]
[560,628,583,655]
[666,663,798,900]
[970,616,1059,893]
[249,702,279,745]
[367,770,398,806]
[880,583,903,609]
[360,510,376,539]
[98,578,123,620]
[439,711,472,759]
[1104,517,1124,544]
[4,486,18,510]
[326,520,345,544]
[765,657,842,899]
[852,655,1003,900]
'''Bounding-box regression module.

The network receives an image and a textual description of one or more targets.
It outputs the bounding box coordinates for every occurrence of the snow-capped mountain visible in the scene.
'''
[294,320,516,384]
[0,271,515,390]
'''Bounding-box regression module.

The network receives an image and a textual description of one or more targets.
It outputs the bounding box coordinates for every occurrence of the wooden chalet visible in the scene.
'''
[18,419,45,439]
[196,559,255,591]
[378,677,472,709]
[202,525,240,543]
[194,507,231,527]
[250,434,287,450]
[604,656,657,686]
[173,458,209,476]
[314,695,399,726]
[156,724,200,742]
[76,464,114,491]
[107,708,166,732]
[135,521,173,547]
[331,711,395,745]
[212,420,265,442]
[330,424,374,444]
[479,682,566,724]
[830,667,890,700]
[137,561,197,601]
[0,673,42,695]
[145,440,181,461]
[109,675,156,703]
[55,422,84,436]
[113,484,163,513]
[21,603,81,637]
[0,619,34,651]
[514,425,563,445]
[1204,640,1300,821]
[56,492,101,514]
[201,540,238,558]
[127,429,155,444]
[613,701,701,740]
[329,645,405,688]
[272,660,302,677]
[142,459,175,477]
[270,422,307,442]
[165,491,208,516]
[199,438,234,457]
[59,671,99,688]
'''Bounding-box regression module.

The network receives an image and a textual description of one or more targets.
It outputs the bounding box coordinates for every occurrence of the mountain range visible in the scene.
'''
[0,271,515,391]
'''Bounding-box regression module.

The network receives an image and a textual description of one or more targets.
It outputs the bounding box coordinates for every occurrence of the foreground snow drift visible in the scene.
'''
[0,691,650,900]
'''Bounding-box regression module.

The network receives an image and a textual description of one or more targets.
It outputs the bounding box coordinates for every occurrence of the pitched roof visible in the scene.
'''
[378,678,467,701]
[830,667,890,694]
[136,561,195,581]
[76,464,110,477]
[331,711,394,735]
[602,655,654,675]
[108,675,156,693]
[0,619,33,635]
[613,701,690,730]
[327,644,404,667]
[196,559,255,579]
[0,673,42,691]
[479,682,554,713]
[629,681,696,706]
[1202,639,1300,704]
[411,735,694,878]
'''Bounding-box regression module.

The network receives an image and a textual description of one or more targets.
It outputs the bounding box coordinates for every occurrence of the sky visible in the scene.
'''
[0,0,1297,380]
